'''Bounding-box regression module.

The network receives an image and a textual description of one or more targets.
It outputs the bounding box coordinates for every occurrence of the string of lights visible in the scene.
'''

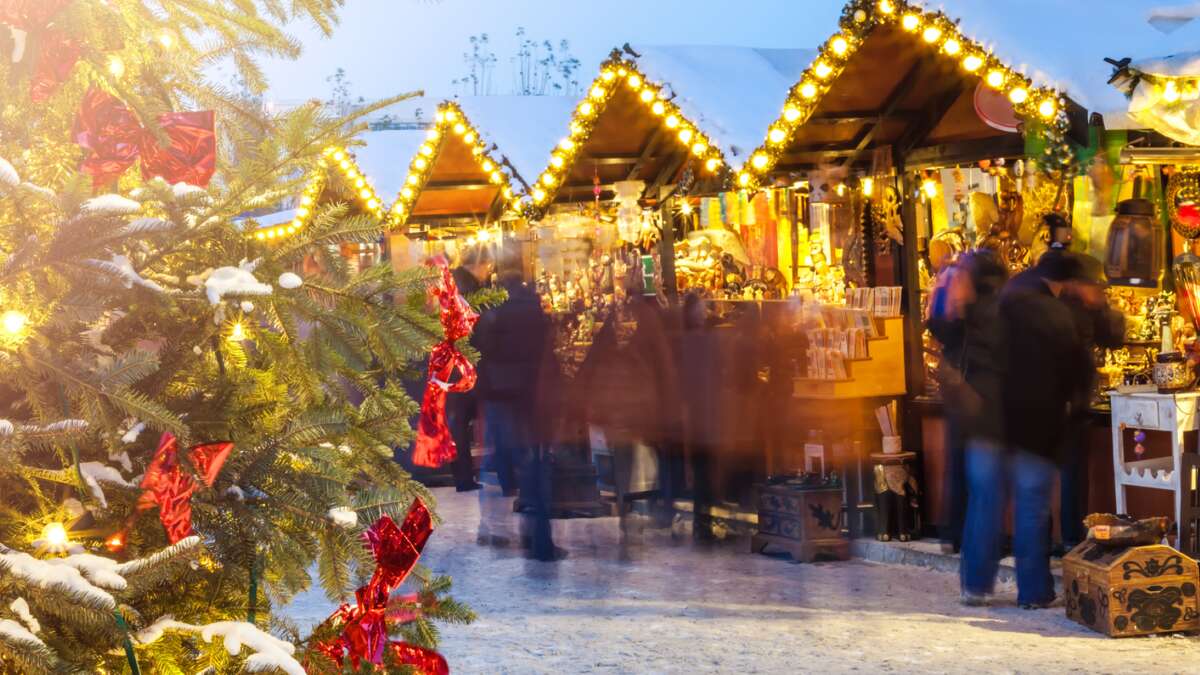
[388,101,521,228]
[522,57,731,219]
[252,146,384,242]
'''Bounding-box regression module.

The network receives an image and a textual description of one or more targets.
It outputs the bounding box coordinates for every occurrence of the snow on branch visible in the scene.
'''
[78,461,134,508]
[135,618,303,675]
[85,254,166,293]
[204,264,272,305]
[0,618,45,649]
[0,157,18,189]
[82,194,142,216]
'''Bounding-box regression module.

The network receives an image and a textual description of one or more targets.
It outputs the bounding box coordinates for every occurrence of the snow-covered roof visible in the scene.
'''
[1132,49,1200,79]
[451,96,579,186]
[627,45,815,163]
[349,129,428,199]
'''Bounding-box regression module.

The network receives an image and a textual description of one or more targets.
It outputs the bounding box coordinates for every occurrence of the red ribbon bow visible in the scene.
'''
[73,88,216,189]
[412,260,479,468]
[314,499,448,674]
[108,432,232,549]
[0,0,78,102]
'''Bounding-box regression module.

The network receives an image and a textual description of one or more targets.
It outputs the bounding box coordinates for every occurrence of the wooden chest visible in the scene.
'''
[1063,542,1200,637]
[751,483,848,562]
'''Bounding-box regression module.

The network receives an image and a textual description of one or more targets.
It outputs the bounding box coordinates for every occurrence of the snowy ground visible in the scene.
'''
[284,488,1200,674]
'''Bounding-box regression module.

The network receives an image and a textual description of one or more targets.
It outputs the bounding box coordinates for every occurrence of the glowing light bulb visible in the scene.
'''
[836,183,846,197]
[228,322,246,342]
[814,61,833,79]
[1038,98,1057,118]
[255,231,266,241]
[678,128,693,144]
[692,142,708,156]
[784,105,802,122]
[628,74,642,88]
[705,157,721,172]
[601,69,616,82]
[922,179,938,198]
[296,207,310,219]
[1163,81,1181,103]
[590,85,606,100]
[831,36,849,56]
[2,310,28,337]
[358,188,372,200]
[923,26,942,43]
[559,138,575,151]
[354,177,366,189]
[407,175,419,186]
[401,187,413,199]
[963,54,983,72]
[680,200,693,216]
[367,198,380,210]
[107,56,125,78]
[414,158,428,170]
[986,70,1006,89]
[1008,87,1028,104]
[579,102,594,116]
[665,114,680,129]
[943,39,961,55]
[444,109,458,122]
[768,127,787,144]
[491,171,504,184]
[651,101,666,116]
[878,0,895,14]
[419,144,434,157]
[862,177,874,196]
[751,153,769,170]
[800,82,818,99]
[738,172,751,187]
[533,188,547,202]
[42,522,69,550]
[158,31,175,49]
[464,132,476,144]
[901,14,921,31]
[640,89,655,103]
[426,128,440,140]
[453,123,466,135]
[541,173,555,186]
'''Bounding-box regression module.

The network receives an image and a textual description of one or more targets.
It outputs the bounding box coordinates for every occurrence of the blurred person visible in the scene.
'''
[1051,251,1124,550]
[962,250,1090,608]
[474,272,562,559]
[447,245,495,492]
[679,292,722,541]
[926,250,1008,553]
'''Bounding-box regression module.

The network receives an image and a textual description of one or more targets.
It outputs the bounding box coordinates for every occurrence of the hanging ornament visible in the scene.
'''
[73,88,216,188]
[1168,167,1200,239]
[312,499,448,674]
[109,432,232,549]
[412,260,479,468]
[1133,430,1147,458]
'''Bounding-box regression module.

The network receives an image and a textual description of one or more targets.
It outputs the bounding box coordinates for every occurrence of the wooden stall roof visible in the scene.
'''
[523,45,813,214]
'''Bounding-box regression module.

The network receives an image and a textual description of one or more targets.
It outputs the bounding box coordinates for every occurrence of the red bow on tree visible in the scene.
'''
[313,499,448,674]
[1,0,83,102]
[412,260,479,468]
[108,432,232,550]
[73,88,216,188]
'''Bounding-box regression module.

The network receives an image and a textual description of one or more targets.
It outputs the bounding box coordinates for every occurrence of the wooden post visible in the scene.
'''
[658,196,678,305]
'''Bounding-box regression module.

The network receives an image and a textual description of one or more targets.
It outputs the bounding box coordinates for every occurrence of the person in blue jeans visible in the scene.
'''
[961,249,1092,608]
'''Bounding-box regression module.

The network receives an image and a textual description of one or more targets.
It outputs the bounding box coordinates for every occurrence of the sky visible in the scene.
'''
[258,0,1200,115]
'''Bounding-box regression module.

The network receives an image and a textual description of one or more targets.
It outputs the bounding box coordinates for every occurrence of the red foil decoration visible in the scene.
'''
[73,88,216,188]
[29,31,79,103]
[0,0,69,28]
[313,500,447,673]
[412,261,479,468]
[133,432,233,544]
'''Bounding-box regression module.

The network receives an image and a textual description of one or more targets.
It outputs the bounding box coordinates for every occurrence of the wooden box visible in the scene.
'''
[751,483,848,562]
[1063,541,1200,637]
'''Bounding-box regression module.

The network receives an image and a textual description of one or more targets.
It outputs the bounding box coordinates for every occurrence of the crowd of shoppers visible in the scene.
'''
[927,215,1124,608]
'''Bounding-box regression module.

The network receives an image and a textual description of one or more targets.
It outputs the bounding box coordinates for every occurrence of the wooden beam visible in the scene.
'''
[839,58,931,170]
[894,66,969,161]
[626,127,665,180]
[643,149,687,202]
[902,135,1026,170]
[422,180,493,192]
[809,110,919,124]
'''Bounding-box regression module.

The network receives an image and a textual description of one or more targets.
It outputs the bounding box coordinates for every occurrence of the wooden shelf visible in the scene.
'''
[794,316,907,400]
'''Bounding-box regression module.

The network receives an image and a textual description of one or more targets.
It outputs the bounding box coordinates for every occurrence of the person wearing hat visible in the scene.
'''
[960,245,1094,608]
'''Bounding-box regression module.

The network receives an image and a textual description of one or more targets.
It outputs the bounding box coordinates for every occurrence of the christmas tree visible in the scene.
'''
[0,1,472,672]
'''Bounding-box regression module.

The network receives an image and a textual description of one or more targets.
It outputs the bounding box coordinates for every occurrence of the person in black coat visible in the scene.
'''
[446,246,494,492]
[926,250,1007,553]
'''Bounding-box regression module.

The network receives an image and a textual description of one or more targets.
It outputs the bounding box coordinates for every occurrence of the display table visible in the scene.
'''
[1109,390,1200,529]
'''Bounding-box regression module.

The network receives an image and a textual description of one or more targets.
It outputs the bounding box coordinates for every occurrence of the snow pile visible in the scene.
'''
[171,182,208,201]
[120,218,174,237]
[8,598,39,634]
[86,255,165,293]
[0,618,44,649]
[0,157,19,188]
[136,618,303,675]
[277,272,302,290]
[78,461,133,508]
[327,506,358,529]
[82,194,141,216]
[120,420,145,444]
[205,263,272,305]
[0,550,122,609]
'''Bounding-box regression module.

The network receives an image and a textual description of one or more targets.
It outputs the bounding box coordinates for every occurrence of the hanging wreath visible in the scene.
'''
[1167,166,1200,239]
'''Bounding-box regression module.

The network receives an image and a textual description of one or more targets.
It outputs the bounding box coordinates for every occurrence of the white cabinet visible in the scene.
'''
[1110,390,1200,529]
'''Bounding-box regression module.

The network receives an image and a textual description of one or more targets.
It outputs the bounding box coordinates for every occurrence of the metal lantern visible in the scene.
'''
[1105,198,1162,288]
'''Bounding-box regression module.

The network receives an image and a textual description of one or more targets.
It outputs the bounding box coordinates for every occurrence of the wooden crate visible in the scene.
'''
[1063,542,1200,637]
[751,483,848,562]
